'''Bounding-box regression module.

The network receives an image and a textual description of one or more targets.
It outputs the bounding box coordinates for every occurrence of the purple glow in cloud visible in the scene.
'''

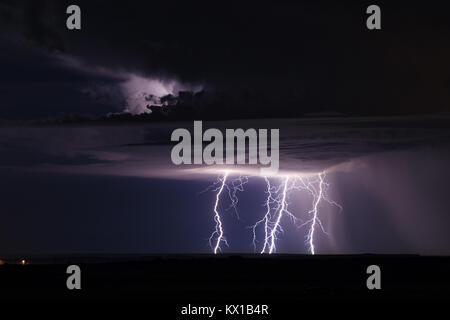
[54,54,203,114]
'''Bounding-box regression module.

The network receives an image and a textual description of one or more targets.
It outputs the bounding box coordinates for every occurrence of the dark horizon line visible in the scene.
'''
[1,110,450,126]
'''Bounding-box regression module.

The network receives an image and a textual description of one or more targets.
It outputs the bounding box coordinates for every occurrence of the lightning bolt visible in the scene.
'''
[306,172,324,255]
[268,177,289,254]
[251,177,273,253]
[224,175,249,219]
[208,171,229,254]
[208,171,341,255]
[297,172,342,254]
[208,172,250,253]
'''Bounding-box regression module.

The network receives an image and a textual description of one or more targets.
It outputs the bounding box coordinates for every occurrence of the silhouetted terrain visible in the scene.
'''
[1,255,449,305]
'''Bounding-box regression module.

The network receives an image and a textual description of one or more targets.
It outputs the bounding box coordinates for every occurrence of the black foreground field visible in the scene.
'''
[0,254,449,303]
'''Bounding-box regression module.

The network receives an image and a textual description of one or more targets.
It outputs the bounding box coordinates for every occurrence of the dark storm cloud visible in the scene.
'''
[1,117,450,254]
[1,0,450,119]
[1,115,449,178]
[22,0,66,52]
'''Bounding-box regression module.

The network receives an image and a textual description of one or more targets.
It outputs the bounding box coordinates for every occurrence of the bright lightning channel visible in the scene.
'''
[208,171,342,255]
[209,171,229,254]
[208,171,250,253]
[307,173,324,255]
[251,177,273,253]
[268,177,289,254]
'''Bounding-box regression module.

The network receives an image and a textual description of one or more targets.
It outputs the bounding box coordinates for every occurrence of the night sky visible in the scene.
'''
[1,1,450,256]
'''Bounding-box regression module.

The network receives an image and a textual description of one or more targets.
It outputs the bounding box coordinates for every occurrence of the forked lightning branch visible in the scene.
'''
[171,121,342,254]
[207,171,342,255]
